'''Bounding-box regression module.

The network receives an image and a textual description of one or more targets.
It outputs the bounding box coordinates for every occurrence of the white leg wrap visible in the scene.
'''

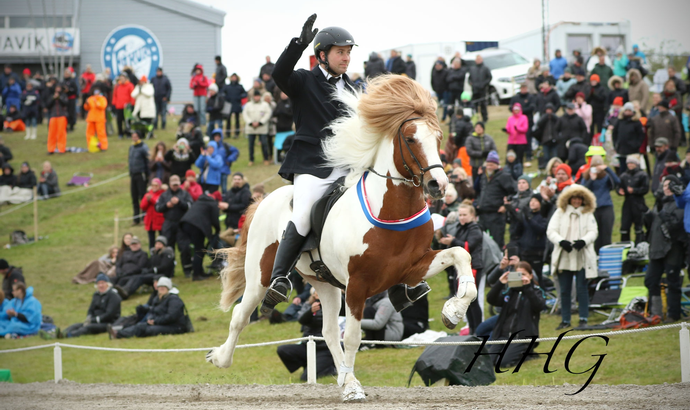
[337,362,354,387]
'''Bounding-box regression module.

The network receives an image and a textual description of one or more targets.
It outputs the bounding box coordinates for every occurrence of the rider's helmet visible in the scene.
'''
[313,27,357,73]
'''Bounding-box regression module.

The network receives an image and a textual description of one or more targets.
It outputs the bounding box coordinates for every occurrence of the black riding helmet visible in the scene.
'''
[313,27,357,74]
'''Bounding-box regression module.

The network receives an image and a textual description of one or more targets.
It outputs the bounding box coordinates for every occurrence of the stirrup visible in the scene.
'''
[388,281,432,312]
[260,277,293,316]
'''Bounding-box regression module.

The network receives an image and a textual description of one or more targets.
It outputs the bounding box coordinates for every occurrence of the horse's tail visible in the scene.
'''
[216,199,261,312]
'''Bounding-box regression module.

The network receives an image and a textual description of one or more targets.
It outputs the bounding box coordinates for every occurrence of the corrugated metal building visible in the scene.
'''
[0,0,225,107]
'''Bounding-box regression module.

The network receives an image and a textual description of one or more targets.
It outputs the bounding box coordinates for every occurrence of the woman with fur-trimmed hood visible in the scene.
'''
[546,184,598,330]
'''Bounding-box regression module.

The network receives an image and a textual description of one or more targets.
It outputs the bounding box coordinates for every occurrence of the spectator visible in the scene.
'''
[62,67,78,132]
[0,136,13,168]
[61,273,121,338]
[0,282,42,337]
[648,100,682,152]
[128,131,150,225]
[121,236,176,299]
[16,161,37,190]
[535,67,556,88]
[360,291,404,343]
[155,175,193,271]
[606,76,628,112]
[1,259,25,300]
[535,81,561,115]
[617,156,648,243]
[547,185,598,330]
[3,104,25,132]
[540,163,573,215]
[566,137,588,176]
[109,277,188,339]
[648,177,685,323]
[365,52,386,79]
[243,90,273,166]
[2,76,22,114]
[151,67,172,130]
[439,186,460,217]
[581,156,619,253]
[273,91,294,135]
[603,96,624,130]
[449,167,475,201]
[140,178,165,249]
[20,81,40,140]
[662,79,685,146]
[587,74,609,139]
[509,83,536,163]
[212,129,239,194]
[276,288,337,380]
[475,151,517,249]
[214,55,227,88]
[261,72,276,96]
[465,122,497,177]
[590,55,613,90]
[549,49,568,80]
[113,236,149,298]
[648,93,663,119]
[667,66,686,98]
[652,138,673,193]
[219,172,251,244]
[515,194,548,284]
[195,141,223,192]
[149,142,171,184]
[179,192,220,281]
[189,64,209,126]
[469,55,492,122]
[79,65,95,119]
[223,73,247,139]
[259,56,275,78]
[504,151,523,181]
[405,54,416,80]
[206,83,224,137]
[112,74,134,139]
[627,69,649,112]
[526,58,541,94]
[386,50,407,75]
[118,232,133,261]
[505,174,531,244]
[131,76,156,138]
[82,88,108,151]
[613,102,646,173]
[612,46,629,78]
[573,92,593,136]
[555,69,576,106]
[165,138,197,180]
[451,112,473,151]
[534,103,560,167]
[505,103,529,164]
[564,68,590,102]
[246,78,266,102]
[554,103,588,160]
[37,160,60,200]
[445,58,467,113]
[485,261,546,367]
[263,92,277,158]
[0,65,21,92]
[72,246,118,284]
[182,169,202,201]
[431,60,448,119]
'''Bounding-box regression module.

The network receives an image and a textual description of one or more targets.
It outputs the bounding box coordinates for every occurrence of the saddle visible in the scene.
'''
[291,177,348,289]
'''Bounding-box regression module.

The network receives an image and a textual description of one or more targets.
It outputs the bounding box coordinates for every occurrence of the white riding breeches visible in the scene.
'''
[292,168,349,236]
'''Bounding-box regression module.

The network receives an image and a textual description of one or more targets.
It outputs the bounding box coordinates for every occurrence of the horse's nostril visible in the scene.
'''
[428,180,439,190]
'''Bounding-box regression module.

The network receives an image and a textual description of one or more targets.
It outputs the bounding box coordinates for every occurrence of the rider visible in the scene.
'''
[262,14,429,314]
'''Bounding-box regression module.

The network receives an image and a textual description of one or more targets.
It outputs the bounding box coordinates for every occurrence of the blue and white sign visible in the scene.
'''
[101,25,163,80]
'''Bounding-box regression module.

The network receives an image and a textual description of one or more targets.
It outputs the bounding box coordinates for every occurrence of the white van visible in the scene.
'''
[461,48,532,105]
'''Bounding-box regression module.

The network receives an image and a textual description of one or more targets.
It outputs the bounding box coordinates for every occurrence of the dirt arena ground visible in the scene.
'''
[2,381,689,409]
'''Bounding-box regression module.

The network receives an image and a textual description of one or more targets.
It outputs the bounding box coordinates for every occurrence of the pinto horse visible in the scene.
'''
[206,75,477,401]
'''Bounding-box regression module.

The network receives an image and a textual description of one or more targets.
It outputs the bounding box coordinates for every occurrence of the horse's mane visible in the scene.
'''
[322,74,441,187]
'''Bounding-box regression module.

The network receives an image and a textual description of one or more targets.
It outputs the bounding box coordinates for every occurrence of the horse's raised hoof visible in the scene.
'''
[441,314,457,330]
[342,380,366,402]
[205,347,232,368]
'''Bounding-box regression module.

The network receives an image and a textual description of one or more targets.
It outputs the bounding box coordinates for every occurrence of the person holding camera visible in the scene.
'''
[166,138,197,181]
[485,261,546,367]
[546,185,598,330]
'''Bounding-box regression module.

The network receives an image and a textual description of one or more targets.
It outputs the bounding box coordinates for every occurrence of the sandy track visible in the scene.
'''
[2,381,689,409]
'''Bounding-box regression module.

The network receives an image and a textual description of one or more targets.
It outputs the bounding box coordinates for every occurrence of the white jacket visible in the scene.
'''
[546,184,599,278]
[131,83,156,119]
[242,100,272,135]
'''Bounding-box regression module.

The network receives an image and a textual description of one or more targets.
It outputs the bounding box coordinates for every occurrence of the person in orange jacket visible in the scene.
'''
[83,87,109,151]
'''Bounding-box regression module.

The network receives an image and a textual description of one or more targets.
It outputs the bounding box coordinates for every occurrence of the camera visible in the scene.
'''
[507,270,523,288]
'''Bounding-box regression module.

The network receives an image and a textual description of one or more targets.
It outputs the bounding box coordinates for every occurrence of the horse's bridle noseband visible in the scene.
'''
[367,116,444,187]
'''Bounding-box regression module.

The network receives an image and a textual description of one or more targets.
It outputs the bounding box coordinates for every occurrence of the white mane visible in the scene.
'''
[322,89,386,187]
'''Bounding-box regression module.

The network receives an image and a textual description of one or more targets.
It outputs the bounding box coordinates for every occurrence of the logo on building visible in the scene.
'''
[101,25,163,80]
[52,31,74,52]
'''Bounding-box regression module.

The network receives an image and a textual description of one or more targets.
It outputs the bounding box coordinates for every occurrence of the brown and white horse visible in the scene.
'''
[206,75,477,401]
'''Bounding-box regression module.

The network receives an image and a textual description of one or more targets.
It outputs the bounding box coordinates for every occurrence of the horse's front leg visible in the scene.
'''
[338,298,366,402]
[421,247,477,329]
[308,281,345,376]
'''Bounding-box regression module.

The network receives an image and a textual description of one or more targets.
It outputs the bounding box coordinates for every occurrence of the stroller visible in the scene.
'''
[127,114,154,140]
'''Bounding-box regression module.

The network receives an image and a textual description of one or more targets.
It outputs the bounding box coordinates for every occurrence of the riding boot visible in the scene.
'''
[260,221,307,315]
[388,281,432,312]
[650,296,663,317]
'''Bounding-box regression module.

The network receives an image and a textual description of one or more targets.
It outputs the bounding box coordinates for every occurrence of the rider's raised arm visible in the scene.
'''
[272,39,308,99]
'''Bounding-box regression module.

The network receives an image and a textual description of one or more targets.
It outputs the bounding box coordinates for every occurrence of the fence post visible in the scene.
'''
[306,335,316,384]
[680,323,690,382]
[33,186,39,243]
[113,210,119,246]
[54,343,63,383]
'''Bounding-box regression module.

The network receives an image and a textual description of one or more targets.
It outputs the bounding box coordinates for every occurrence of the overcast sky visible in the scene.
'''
[192,0,688,88]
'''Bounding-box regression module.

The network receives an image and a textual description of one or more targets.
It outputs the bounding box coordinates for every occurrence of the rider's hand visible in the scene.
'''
[299,14,318,45]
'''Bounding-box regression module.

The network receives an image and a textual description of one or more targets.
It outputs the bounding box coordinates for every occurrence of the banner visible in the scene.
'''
[100,25,163,81]
[0,28,80,56]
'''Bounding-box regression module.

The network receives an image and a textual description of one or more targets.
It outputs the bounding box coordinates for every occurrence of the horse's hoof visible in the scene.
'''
[441,314,457,330]
[342,380,366,402]
[205,349,216,363]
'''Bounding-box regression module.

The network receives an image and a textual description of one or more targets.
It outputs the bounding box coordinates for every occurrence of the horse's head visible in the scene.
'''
[394,117,448,200]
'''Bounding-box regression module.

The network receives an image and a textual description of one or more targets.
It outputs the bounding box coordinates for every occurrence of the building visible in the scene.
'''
[0,0,225,109]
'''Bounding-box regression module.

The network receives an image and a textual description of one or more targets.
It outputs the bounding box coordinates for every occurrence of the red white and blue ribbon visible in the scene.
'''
[357,172,430,231]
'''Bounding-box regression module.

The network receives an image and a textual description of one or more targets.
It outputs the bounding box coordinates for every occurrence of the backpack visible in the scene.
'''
[10,230,29,245]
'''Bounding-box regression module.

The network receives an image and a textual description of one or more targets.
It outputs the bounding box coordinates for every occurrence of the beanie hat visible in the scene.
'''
[575,92,585,100]
[512,102,522,111]
[486,150,500,164]
[453,158,463,166]
[130,236,141,245]
[185,169,197,179]
[96,273,110,283]
[659,100,670,109]
[475,121,485,130]
[157,277,173,290]
[518,174,532,186]
[155,235,168,246]
[151,178,162,186]
[613,96,624,106]
[626,155,640,165]
[566,102,576,110]
[555,163,572,178]
[544,103,554,112]
[531,192,543,202]
[208,83,218,93]
[590,74,600,82]
[140,75,147,83]
[623,102,635,112]
[506,150,516,158]
[23,68,31,75]
[0,259,8,270]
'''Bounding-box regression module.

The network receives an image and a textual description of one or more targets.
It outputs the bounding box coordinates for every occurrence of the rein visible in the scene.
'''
[367,116,444,187]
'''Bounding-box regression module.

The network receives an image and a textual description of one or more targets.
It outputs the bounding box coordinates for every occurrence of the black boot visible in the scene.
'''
[388,281,432,312]
[260,221,307,315]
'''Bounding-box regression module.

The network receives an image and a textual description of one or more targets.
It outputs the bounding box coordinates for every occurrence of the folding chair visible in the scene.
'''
[66,172,93,186]
[590,273,647,318]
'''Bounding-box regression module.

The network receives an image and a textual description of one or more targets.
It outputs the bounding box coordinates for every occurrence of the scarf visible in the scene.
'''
[557,178,573,192]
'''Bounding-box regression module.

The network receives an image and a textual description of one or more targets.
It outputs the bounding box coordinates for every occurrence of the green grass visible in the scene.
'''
[0,107,683,388]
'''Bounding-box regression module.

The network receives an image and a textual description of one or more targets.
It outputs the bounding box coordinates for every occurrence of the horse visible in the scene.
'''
[206,75,478,402]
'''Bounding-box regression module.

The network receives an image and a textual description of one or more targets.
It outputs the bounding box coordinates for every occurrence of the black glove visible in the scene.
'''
[572,240,586,251]
[298,14,318,45]
[660,223,671,240]
[666,175,684,196]
[559,240,573,252]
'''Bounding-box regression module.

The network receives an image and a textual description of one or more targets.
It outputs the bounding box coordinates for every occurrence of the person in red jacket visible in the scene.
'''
[80,64,96,119]
[182,169,202,201]
[112,74,134,139]
[189,64,209,126]
[140,178,165,250]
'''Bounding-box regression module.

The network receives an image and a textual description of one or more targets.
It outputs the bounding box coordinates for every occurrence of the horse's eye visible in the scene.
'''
[406,138,415,144]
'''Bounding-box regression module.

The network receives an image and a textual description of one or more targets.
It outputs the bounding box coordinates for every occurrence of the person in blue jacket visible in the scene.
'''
[2,76,22,111]
[0,282,42,337]
[581,156,620,253]
[195,140,223,192]
[549,50,569,80]
[210,128,240,194]
[223,73,247,139]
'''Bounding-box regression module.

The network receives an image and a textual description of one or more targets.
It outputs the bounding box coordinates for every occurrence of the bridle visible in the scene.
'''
[367,116,444,187]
